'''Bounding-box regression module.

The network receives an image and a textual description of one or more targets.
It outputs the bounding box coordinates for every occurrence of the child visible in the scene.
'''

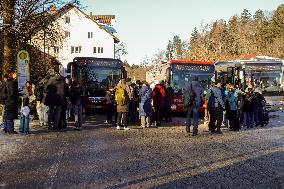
[19,97,30,134]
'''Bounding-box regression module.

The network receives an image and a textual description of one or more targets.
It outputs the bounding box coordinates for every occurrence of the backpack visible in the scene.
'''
[207,89,215,111]
[116,87,128,106]
[183,84,196,108]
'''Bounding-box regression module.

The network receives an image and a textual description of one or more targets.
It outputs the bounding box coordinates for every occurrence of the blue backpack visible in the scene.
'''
[207,89,215,111]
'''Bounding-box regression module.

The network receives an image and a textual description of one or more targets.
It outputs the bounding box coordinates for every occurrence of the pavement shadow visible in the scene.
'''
[105,146,284,189]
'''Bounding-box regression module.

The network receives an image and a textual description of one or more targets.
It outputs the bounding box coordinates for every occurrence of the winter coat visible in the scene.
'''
[153,84,165,109]
[209,86,225,109]
[70,85,84,105]
[227,90,238,111]
[44,75,68,106]
[255,93,266,108]
[164,86,174,107]
[139,86,153,117]
[35,76,50,102]
[44,85,62,106]
[3,81,19,120]
[242,92,254,112]
[115,80,131,113]
[191,80,204,108]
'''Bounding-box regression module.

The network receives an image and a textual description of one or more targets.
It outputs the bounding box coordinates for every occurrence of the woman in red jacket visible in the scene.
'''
[152,82,165,126]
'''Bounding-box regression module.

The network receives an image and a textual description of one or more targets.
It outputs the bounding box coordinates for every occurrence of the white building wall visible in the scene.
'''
[32,7,116,69]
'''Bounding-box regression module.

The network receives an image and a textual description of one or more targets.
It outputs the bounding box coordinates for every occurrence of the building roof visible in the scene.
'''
[89,15,115,26]
[53,4,120,43]
[170,59,214,65]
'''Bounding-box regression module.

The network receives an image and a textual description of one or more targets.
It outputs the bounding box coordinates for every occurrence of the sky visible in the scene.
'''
[81,0,283,65]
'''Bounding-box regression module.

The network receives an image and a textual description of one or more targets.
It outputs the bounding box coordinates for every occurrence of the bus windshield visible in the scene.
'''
[171,64,214,93]
[77,65,121,96]
[245,64,283,92]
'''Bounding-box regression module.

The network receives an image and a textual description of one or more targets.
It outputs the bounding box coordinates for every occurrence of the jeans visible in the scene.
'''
[154,107,162,126]
[19,114,30,133]
[254,108,263,126]
[106,103,113,122]
[209,106,224,133]
[73,104,83,127]
[244,112,254,128]
[228,110,240,131]
[165,105,172,122]
[129,100,136,124]
[141,116,150,127]
[186,107,199,133]
[37,101,49,126]
[48,106,62,129]
[117,112,128,128]
[3,119,15,133]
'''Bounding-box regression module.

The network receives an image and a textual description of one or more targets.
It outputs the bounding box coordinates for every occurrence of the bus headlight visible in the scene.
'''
[171,105,177,110]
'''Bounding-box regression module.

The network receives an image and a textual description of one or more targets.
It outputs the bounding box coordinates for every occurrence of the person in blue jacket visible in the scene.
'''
[139,82,153,128]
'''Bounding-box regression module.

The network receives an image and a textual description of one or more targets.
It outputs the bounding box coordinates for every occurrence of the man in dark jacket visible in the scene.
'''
[45,71,68,130]
[70,80,84,130]
[164,81,174,122]
[184,76,204,136]
[2,72,19,134]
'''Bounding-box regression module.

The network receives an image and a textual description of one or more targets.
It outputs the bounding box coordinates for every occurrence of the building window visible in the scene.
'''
[94,47,104,54]
[65,16,70,23]
[88,32,93,38]
[54,46,59,54]
[65,31,70,38]
[75,46,82,53]
[71,46,81,54]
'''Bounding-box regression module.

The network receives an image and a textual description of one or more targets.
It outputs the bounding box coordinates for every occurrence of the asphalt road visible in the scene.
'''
[1,113,284,189]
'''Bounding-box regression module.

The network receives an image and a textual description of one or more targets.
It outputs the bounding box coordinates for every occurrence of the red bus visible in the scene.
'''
[169,60,215,113]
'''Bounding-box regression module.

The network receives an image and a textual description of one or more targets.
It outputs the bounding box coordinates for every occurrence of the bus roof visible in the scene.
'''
[73,57,123,67]
[170,60,214,65]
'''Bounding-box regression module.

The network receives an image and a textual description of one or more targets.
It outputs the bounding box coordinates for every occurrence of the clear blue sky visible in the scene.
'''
[81,0,283,65]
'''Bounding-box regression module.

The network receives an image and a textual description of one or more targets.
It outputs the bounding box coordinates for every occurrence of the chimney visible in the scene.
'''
[90,12,92,16]
[50,4,57,15]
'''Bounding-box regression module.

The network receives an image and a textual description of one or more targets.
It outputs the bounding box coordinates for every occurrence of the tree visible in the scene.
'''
[0,0,81,77]
[2,0,17,76]
[114,42,128,60]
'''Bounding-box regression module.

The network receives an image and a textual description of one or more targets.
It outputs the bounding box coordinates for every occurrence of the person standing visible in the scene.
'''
[183,76,204,136]
[115,79,131,130]
[35,75,50,127]
[152,82,165,126]
[70,80,84,130]
[227,85,240,131]
[104,89,114,124]
[2,72,19,134]
[242,87,254,128]
[207,80,225,134]
[164,81,174,122]
[19,97,30,134]
[139,82,152,128]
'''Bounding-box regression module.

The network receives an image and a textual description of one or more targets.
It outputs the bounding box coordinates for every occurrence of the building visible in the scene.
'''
[31,4,120,70]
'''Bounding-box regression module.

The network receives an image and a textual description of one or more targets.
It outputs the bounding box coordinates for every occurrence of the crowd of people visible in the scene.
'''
[185,77,268,136]
[0,69,268,136]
